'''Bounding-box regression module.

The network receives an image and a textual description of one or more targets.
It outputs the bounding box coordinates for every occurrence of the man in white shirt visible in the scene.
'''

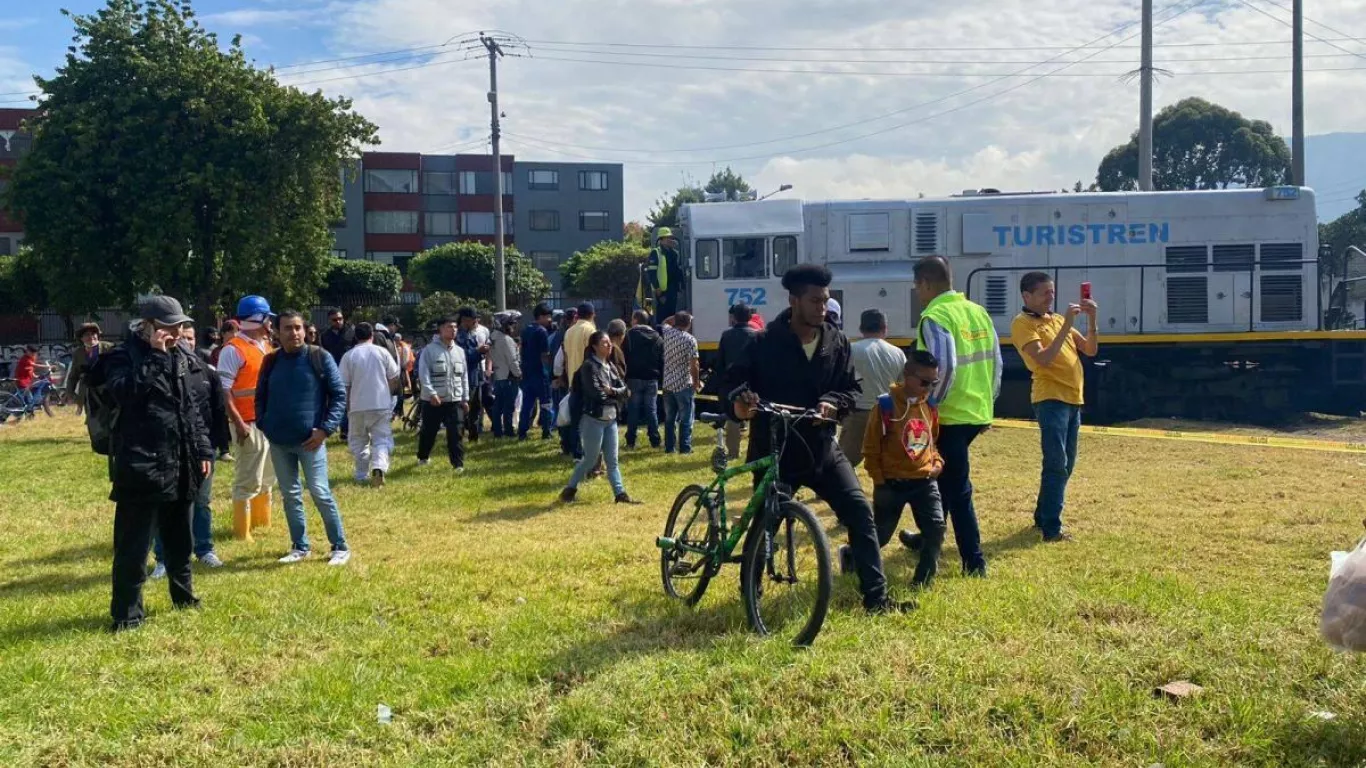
[339,322,400,487]
[840,308,907,467]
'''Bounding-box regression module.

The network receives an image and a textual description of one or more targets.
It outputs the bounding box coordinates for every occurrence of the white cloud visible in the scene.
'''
[305,0,1366,220]
[0,18,38,32]
[200,9,316,27]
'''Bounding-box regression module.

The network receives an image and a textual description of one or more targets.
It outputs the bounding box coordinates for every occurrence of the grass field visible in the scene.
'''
[2,411,1365,766]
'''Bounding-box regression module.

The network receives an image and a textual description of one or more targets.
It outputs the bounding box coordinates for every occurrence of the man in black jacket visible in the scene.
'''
[727,265,911,615]
[88,296,213,631]
[710,303,759,461]
[621,310,663,449]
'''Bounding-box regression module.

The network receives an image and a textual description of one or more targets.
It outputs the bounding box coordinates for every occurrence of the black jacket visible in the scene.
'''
[572,354,628,421]
[622,325,664,381]
[705,323,758,395]
[89,335,213,503]
[724,309,861,473]
[320,325,355,364]
[182,342,231,454]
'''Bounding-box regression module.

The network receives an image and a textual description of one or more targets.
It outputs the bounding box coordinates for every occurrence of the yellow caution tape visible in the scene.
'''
[994,419,1366,454]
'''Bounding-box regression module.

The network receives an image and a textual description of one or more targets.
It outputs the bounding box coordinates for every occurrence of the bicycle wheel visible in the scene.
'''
[660,484,719,606]
[740,499,833,647]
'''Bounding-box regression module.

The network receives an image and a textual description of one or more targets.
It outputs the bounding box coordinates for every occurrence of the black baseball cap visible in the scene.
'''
[139,295,192,326]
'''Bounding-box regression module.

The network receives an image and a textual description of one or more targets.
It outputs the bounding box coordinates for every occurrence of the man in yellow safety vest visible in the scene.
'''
[906,256,1001,577]
[644,227,684,321]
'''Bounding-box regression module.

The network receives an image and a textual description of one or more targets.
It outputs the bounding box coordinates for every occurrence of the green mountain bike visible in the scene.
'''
[655,390,834,646]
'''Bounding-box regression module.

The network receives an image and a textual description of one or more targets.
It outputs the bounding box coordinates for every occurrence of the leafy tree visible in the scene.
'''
[1096,97,1290,192]
[646,167,754,230]
[0,247,50,314]
[414,291,493,330]
[1320,191,1366,300]
[318,258,402,313]
[562,240,649,316]
[6,0,378,323]
[623,220,648,245]
[407,241,549,310]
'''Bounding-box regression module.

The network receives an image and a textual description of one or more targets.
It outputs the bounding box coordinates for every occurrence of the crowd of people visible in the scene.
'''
[65,251,1098,632]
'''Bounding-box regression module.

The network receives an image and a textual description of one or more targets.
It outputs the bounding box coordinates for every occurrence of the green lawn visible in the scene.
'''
[1,412,1364,766]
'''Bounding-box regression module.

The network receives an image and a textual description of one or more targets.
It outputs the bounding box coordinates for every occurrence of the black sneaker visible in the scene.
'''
[964,564,988,578]
[867,597,917,615]
[559,487,577,503]
[615,493,643,505]
[898,530,923,551]
[838,544,855,576]
[1043,532,1074,543]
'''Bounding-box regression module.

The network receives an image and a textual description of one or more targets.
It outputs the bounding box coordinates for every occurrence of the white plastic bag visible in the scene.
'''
[555,393,573,428]
[1321,536,1366,652]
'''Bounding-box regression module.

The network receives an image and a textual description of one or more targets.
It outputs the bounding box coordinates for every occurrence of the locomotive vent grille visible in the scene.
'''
[1260,275,1303,322]
[1260,242,1304,272]
[913,210,942,256]
[984,275,1010,316]
[1166,276,1209,323]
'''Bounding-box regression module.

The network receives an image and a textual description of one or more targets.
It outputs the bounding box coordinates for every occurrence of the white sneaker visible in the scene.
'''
[417,459,430,467]
[454,466,466,475]
[150,563,167,580]
[328,549,352,567]
[278,549,310,564]
[198,552,224,568]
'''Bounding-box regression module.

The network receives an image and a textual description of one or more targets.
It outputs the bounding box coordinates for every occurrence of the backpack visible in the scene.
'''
[259,344,329,385]
[86,341,141,456]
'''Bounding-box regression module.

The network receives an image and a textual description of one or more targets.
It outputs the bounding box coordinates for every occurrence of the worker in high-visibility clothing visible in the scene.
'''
[907,256,1002,577]
[217,295,278,540]
[644,227,685,322]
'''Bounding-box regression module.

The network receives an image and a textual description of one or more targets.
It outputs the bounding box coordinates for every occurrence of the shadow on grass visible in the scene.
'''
[984,525,1045,559]
[7,540,111,567]
[1268,714,1366,766]
[0,570,106,600]
[471,502,558,524]
[0,613,109,645]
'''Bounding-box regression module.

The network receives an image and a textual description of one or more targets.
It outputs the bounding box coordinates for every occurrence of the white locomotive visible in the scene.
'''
[674,187,1366,421]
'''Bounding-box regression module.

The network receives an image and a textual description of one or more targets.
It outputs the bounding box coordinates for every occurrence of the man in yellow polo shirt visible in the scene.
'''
[1011,272,1099,543]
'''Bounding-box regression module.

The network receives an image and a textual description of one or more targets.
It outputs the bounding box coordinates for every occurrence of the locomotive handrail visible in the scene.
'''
[963,259,1323,334]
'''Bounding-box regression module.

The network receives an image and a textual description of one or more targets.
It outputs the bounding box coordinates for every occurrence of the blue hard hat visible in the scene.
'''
[235,295,274,320]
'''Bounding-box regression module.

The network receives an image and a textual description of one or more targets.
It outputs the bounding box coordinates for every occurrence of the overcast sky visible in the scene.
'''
[4,0,1365,220]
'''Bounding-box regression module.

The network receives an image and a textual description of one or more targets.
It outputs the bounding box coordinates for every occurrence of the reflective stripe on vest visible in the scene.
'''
[918,291,996,426]
[226,336,267,423]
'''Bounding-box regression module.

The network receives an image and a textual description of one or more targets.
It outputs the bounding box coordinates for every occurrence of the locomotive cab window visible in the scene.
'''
[695,239,720,280]
[723,238,767,280]
[773,236,798,277]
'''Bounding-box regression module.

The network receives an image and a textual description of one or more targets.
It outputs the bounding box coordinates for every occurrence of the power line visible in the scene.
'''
[1256,0,1366,50]
[504,0,1216,168]
[520,36,1366,52]
[1232,0,1366,62]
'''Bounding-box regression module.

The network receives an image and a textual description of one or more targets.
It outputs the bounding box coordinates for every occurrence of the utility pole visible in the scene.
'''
[482,33,507,311]
[1291,0,1305,186]
[1138,0,1154,191]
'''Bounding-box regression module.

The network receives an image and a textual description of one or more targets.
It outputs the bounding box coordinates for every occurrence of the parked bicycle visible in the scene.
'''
[656,386,834,646]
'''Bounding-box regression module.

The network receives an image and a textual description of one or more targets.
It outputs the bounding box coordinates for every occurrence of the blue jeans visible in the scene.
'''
[492,379,519,437]
[1034,400,1081,538]
[568,416,625,496]
[626,379,661,447]
[518,378,551,438]
[270,443,348,553]
[663,389,695,453]
[154,459,217,563]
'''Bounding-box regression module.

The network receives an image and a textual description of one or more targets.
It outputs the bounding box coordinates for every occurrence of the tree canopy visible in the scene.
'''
[5,0,378,322]
[318,258,402,314]
[1096,98,1290,192]
[646,167,755,230]
[413,291,495,331]
[407,241,550,311]
[561,240,649,316]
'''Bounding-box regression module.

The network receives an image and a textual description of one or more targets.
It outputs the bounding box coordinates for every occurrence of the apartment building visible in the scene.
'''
[331,151,623,288]
[0,108,37,256]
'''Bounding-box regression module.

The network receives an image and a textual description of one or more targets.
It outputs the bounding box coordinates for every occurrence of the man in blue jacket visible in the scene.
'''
[256,309,351,566]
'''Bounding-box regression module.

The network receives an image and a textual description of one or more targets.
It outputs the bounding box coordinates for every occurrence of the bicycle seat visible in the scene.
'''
[697,412,728,428]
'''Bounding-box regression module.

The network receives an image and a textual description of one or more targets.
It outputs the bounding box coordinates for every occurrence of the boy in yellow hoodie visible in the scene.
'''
[858,349,948,587]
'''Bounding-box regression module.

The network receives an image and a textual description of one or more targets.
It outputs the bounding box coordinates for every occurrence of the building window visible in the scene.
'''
[580,211,610,231]
[0,237,11,256]
[426,212,457,236]
[530,210,561,231]
[363,169,417,194]
[365,210,419,234]
[423,171,455,195]
[364,251,413,266]
[458,171,478,195]
[528,170,559,190]
[579,170,609,191]
[501,171,513,192]
[531,251,560,272]
[723,238,767,279]
[461,212,495,235]
[330,249,348,260]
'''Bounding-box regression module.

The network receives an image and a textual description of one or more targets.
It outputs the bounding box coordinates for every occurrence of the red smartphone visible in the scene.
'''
[1080,282,1092,300]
